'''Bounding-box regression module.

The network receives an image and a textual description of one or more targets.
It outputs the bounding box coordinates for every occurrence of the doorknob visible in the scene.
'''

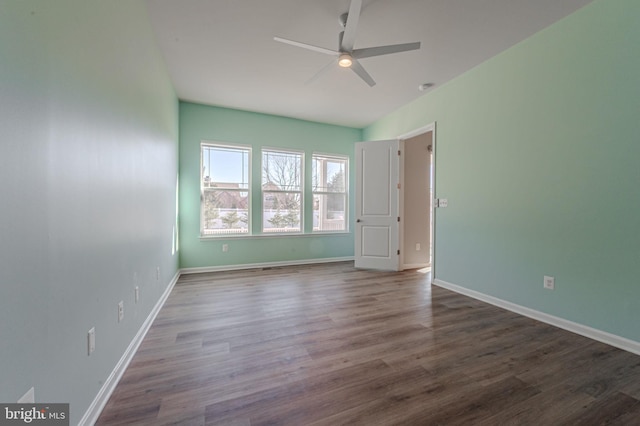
[356,219,361,223]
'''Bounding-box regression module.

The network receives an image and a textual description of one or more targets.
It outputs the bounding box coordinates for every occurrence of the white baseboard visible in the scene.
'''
[79,270,181,426]
[433,279,640,357]
[79,257,352,424]
[180,256,354,275]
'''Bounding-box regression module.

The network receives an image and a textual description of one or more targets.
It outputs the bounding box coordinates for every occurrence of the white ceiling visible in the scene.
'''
[145,0,593,128]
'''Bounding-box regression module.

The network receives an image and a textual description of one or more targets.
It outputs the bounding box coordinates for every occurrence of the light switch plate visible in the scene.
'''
[88,327,96,355]
[118,301,124,322]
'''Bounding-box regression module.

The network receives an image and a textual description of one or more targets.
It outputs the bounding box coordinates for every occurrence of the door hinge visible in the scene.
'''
[397,249,400,255]
[397,183,401,189]
[398,150,401,156]
[397,216,400,222]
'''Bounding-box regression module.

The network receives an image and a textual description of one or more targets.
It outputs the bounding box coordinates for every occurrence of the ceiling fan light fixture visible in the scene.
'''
[338,53,353,68]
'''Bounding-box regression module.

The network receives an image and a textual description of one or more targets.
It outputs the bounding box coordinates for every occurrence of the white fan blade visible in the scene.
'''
[350,59,376,87]
[353,42,421,59]
[274,37,339,56]
[341,0,362,52]
[305,59,336,85]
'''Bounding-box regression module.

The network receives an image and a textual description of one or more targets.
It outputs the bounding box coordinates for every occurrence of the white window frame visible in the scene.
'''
[312,153,349,233]
[261,148,304,234]
[200,142,251,237]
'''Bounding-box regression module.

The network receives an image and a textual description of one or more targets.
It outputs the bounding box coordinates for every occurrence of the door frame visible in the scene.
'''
[397,122,436,281]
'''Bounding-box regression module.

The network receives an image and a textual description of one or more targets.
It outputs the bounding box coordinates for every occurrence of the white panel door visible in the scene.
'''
[355,140,400,270]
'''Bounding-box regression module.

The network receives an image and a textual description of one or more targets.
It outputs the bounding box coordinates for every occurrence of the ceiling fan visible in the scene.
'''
[274,0,420,87]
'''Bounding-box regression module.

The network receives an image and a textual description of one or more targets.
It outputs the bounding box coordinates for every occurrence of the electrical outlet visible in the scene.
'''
[18,387,35,403]
[416,243,421,251]
[134,286,139,303]
[222,244,229,252]
[88,327,96,355]
[544,275,555,290]
[118,301,124,322]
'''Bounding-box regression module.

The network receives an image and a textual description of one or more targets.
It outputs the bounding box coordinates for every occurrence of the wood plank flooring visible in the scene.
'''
[97,262,640,425]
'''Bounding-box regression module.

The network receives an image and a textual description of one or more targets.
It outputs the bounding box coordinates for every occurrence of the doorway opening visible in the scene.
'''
[399,124,435,273]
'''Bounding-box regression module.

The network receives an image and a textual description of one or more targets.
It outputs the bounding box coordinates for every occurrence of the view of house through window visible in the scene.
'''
[262,149,303,233]
[201,143,250,236]
[313,154,348,232]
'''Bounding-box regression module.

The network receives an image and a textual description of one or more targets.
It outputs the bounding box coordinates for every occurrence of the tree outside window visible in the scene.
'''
[262,149,303,233]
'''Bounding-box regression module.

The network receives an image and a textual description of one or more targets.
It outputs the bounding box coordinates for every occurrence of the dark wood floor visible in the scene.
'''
[97,262,640,425]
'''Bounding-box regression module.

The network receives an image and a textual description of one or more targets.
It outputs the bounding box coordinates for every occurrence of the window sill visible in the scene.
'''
[199,231,351,241]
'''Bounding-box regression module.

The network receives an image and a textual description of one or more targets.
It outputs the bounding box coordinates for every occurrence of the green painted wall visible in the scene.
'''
[365,0,640,342]
[179,102,361,269]
[0,1,179,423]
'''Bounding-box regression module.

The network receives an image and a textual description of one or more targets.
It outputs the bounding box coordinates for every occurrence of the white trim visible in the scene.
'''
[433,279,640,356]
[311,151,350,161]
[201,140,253,150]
[181,256,354,275]
[429,123,436,283]
[199,231,351,240]
[398,139,405,270]
[79,270,181,426]
[397,123,435,141]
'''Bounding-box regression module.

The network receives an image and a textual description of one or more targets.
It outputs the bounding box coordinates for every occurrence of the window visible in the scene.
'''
[262,149,303,233]
[201,143,250,236]
[313,154,348,232]
[200,142,348,237]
